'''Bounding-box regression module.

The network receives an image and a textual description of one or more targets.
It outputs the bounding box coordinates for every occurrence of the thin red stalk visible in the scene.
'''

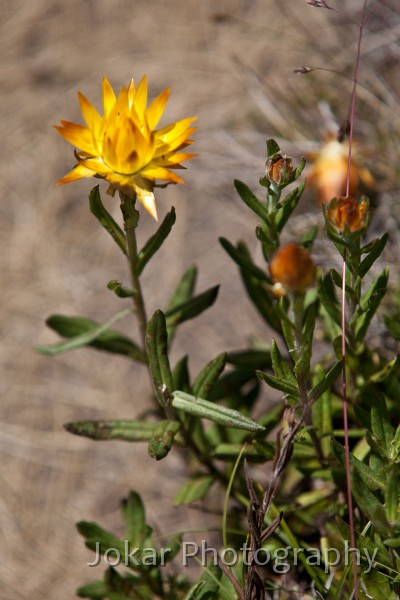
[345,0,368,198]
[342,2,368,597]
[341,249,358,598]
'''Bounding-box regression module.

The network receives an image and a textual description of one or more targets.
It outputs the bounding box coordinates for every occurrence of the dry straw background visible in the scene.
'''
[1,0,399,598]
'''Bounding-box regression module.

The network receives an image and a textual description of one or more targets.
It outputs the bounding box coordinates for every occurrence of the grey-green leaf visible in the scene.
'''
[172,390,265,432]
[89,186,127,255]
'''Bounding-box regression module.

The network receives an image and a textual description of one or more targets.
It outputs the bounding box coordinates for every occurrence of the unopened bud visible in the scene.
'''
[269,243,316,295]
[326,196,369,233]
[266,154,293,186]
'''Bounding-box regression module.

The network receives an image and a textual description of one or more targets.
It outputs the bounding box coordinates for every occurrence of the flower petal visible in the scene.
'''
[78,92,102,136]
[56,163,96,185]
[146,87,170,130]
[54,122,96,155]
[102,76,117,114]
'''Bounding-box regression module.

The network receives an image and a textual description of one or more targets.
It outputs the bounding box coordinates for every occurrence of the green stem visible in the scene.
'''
[120,193,148,348]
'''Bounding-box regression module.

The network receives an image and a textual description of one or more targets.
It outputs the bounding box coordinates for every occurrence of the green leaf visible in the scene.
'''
[386,464,400,525]
[233,179,270,222]
[174,475,215,506]
[384,315,400,340]
[369,355,399,383]
[193,353,227,398]
[266,138,280,157]
[371,394,394,452]
[294,298,318,377]
[148,420,181,460]
[77,580,108,599]
[301,225,318,249]
[137,207,176,275]
[275,183,305,232]
[271,338,297,385]
[121,491,147,547]
[329,269,357,300]
[211,441,275,462]
[107,280,134,298]
[219,237,269,281]
[77,521,125,556]
[331,438,386,491]
[172,391,265,432]
[166,266,197,344]
[165,286,219,327]
[354,268,389,343]
[183,564,222,600]
[257,370,300,399]
[172,355,191,391]
[36,310,143,358]
[227,349,271,370]
[64,419,158,441]
[319,273,342,326]
[89,186,127,255]
[310,361,342,402]
[145,310,174,403]
[358,232,389,279]
[351,472,390,537]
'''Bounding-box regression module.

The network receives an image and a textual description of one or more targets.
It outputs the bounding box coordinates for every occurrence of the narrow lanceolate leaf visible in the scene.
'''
[77,521,125,556]
[370,394,394,452]
[183,564,222,600]
[64,419,158,441]
[386,464,400,525]
[166,266,197,343]
[266,138,280,157]
[331,438,386,491]
[174,475,215,506]
[107,280,134,298]
[233,179,270,222]
[89,186,127,255]
[137,207,176,275]
[319,273,342,326]
[219,237,269,281]
[172,355,191,391]
[257,370,300,400]
[310,361,342,402]
[227,349,272,370]
[148,420,181,460]
[358,232,389,279]
[193,352,227,398]
[271,339,296,385]
[354,268,389,343]
[165,286,219,327]
[351,472,390,537]
[145,310,174,403]
[121,491,147,547]
[275,183,305,232]
[36,309,138,357]
[172,391,265,432]
[211,441,275,462]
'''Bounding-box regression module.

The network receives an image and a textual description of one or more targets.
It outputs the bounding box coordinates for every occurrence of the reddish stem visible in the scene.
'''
[342,2,368,597]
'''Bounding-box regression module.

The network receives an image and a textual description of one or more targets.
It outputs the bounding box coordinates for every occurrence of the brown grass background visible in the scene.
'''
[1,1,399,598]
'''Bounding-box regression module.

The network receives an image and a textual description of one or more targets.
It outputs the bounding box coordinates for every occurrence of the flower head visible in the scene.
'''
[307,135,374,205]
[266,153,293,186]
[326,196,369,234]
[55,76,197,220]
[269,243,316,296]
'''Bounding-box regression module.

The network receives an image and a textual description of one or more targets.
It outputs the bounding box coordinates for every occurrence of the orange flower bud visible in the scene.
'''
[269,243,316,295]
[326,196,369,233]
[266,154,293,185]
[308,136,374,205]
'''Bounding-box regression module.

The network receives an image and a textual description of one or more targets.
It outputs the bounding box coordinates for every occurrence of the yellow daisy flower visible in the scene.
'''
[54,76,197,220]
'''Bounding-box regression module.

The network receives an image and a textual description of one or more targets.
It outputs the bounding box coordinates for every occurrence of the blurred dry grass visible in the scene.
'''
[1,0,399,598]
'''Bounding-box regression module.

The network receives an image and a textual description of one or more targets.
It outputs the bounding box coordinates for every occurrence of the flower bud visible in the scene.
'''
[326,196,368,233]
[266,154,293,186]
[269,243,316,295]
[308,136,374,205]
